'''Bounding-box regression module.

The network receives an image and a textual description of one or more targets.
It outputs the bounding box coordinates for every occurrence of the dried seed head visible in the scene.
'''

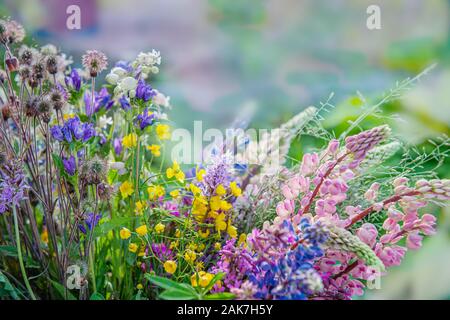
[80,157,108,185]
[97,182,113,201]
[24,97,39,117]
[18,65,31,80]
[46,55,58,75]
[32,61,45,80]
[1,103,12,120]
[37,97,52,114]
[82,50,108,77]
[50,90,65,111]
[19,48,34,65]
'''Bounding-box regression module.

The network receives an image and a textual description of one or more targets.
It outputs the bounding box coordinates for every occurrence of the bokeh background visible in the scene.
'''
[1,0,449,299]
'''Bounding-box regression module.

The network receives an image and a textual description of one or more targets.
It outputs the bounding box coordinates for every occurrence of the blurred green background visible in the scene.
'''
[1,0,449,299]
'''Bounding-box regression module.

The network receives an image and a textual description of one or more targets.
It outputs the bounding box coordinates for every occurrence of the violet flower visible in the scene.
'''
[63,155,76,176]
[136,80,156,102]
[65,68,81,91]
[135,108,155,130]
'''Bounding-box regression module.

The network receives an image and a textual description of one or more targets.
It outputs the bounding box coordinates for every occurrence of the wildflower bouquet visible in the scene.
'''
[0,19,448,300]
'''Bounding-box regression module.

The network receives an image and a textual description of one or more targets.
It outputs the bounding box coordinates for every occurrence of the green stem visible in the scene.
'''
[13,206,37,300]
[89,246,97,293]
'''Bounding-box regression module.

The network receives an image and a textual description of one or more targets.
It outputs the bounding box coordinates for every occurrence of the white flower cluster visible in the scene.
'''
[132,50,161,78]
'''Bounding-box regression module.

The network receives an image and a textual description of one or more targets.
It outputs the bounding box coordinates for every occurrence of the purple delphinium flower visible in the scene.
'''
[63,155,76,176]
[61,125,73,142]
[135,108,155,130]
[50,125,64,141]
[79,212,101,234]
[136,80,156,102]
[65,69,81,91]
[113,138,122,156]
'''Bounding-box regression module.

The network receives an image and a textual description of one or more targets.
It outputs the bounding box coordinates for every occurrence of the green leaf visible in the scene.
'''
[145,274,197,295]
[204,272,225,292]
[90,292,105,300]
[0,245,18,257]
[204,292,236,300]
[0,271,20,300]
[50,279,77,300]
[159,289,196,300]
[51,153,67,178]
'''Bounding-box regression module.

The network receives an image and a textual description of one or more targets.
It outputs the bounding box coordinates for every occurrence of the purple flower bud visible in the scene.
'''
[65,69,81,91]
[63,155,76,176]
[113,138,122,156]
[345,125,391,160]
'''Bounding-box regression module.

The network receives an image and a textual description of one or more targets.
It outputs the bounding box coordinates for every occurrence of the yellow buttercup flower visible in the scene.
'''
[196,167,206,182]
[136,284,143,290]
[63,113,76,121]
[122,133,137,148]
[238,233,247,246]
[215,184,227,196]
[135,225,148,236]
[209,196,221,211]
[138,243,146,257]
[220,200,232,211]
[214,242,221,251]
[119,227,131,240]
[184,250,197,264]
[120,181,134,199]
[198,229,210,239]
[164,260,177,274]
[166,161,185,183]
[227,224,237,239]
[135,200,146,215]
[215,213,227,232]
[147,185,165,201]
[190,271,214,288]
[197,243,206,252]
[175,229,181,238]
[192,200,208,221]
[154,223,165,234]
[128,243,138,253]
[230,181,242,197]
[147,144,161,157]
[170,189,180,199]
[169,241,179,249]
[156,124,171,140]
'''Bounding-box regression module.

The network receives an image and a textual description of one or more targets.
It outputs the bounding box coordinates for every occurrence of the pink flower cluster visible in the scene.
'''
[272,126,449,299]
